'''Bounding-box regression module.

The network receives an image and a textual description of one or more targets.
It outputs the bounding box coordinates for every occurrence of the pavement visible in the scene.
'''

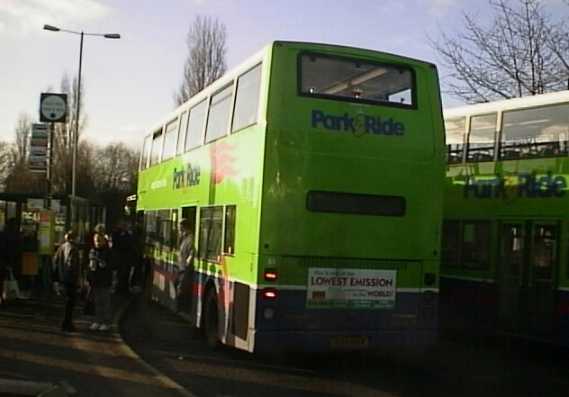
[3,289,569,397]
[0,290,191,397]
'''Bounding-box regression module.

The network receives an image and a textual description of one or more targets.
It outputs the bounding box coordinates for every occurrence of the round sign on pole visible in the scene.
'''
[40,93,67,123]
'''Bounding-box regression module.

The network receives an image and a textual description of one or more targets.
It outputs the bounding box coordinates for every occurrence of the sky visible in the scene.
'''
[0,0,567,150]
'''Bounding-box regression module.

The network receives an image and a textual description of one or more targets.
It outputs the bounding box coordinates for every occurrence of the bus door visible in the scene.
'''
[178,206,197,315]
[526,222,558,339]
[181,206,197,232]
[498,221,558,338]
[497,222,525,333]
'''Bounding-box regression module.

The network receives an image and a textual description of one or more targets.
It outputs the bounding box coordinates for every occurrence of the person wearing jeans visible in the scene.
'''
[52,231,80,332]
[88,233,114,331]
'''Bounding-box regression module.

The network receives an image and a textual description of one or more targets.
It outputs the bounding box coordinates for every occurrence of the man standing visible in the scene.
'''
[112,221,135,295]
[53,231,80,332]
[176,219,195,316]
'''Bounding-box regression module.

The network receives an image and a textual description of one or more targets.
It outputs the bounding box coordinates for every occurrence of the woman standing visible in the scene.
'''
[88,233,113,331]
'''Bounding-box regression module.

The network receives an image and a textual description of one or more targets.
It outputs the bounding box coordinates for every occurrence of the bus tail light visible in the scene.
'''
[264,269,278,281]
[262,288,278,300]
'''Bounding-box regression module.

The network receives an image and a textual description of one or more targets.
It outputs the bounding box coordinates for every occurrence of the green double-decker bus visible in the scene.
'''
[137,41,444,353]
[442,91,569,346]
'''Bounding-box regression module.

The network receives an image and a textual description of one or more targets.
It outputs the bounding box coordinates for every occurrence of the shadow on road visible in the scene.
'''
[122,296,569,397]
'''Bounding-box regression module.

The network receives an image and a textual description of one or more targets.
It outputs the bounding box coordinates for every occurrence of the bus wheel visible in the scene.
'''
[204,288,220,349]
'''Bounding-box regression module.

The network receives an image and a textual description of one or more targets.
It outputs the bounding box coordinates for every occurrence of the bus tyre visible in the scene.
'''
[204,288,220,349]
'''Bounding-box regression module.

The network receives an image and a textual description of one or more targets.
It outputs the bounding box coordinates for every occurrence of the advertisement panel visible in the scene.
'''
[38,211,54,255]
[29,123,49,173]
[307,268,397,309]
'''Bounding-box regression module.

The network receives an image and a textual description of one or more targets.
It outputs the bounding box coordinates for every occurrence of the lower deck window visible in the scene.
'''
[307,191,405,217]
[442,221,460,267]
[223,205,236,255]
[199,207,223,262]
[462,222,490,269]
[442,220,491,270]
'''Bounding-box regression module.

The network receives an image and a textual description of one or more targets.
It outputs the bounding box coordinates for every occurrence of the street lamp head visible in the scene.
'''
[104,33,121,39]
[43,24,60,32]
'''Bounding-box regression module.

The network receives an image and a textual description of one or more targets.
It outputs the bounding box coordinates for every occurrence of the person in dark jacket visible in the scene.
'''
[52,231,80,332]
[176,219,195,316]
[111,221,135,295]
[88,233,114,331]
[4,218,21,281]
[0,228,7,307]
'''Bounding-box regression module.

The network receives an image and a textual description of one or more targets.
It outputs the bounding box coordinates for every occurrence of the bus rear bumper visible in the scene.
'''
[252,328,438,354]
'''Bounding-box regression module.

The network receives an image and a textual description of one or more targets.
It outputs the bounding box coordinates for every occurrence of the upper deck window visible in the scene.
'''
[185,100,207,151]
[467,113,496,162]
[501,103,569,159]
[162,118,178,161]
[177,111,188,155]
[232,64,262,133]
[299,53,415,107]
[445,117,466,164]
[150,128,163,166]
[205,84,234,144]
[141,135,151,170]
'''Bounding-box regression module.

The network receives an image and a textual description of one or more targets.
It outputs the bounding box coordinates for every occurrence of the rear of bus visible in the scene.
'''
[253,42,444,353]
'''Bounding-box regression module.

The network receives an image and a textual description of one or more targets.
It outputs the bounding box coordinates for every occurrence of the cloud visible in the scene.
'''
[85,124,144,149]
[428,0,462,16]
[0,0,111,36]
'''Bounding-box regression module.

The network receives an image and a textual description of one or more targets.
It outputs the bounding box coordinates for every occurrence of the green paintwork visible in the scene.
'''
[444,158,569,289]
[138,42,445,292]
[260,42,444,290]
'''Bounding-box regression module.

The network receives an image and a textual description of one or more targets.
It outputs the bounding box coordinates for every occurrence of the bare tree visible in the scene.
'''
[4,115,44,194]
[545,16,569,87]
[52,73,87,195]
[91,142,139,223]
[93,143,139,193]
[0,141,14,191]
[13,113,31,165]
[175,15,227,105]
[432,0,568,103]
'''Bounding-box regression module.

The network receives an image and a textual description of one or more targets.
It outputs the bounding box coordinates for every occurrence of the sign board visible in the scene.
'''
[40,93,67,123]
[306,268,397,309]
[27,198,45,210]
[29,123,49,173]
[38,211,55,255]
[50,199,61,213]
[31,122,48,137]
[29,146,48,156]
[28,157,47,173]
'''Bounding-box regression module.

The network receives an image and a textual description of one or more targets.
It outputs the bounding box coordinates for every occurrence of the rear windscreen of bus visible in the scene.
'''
[306,191,406,217]
[299,53,414,107]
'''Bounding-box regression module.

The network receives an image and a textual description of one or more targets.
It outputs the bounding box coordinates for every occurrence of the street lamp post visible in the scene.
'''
[43,24,120,228]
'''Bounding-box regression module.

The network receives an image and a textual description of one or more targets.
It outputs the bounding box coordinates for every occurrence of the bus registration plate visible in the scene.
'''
[330,336,369,350]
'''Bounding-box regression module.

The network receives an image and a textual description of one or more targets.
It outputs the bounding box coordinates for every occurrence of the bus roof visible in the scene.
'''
[144,41,438,139]
[444,90,569,120]
[273,41,438,69]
